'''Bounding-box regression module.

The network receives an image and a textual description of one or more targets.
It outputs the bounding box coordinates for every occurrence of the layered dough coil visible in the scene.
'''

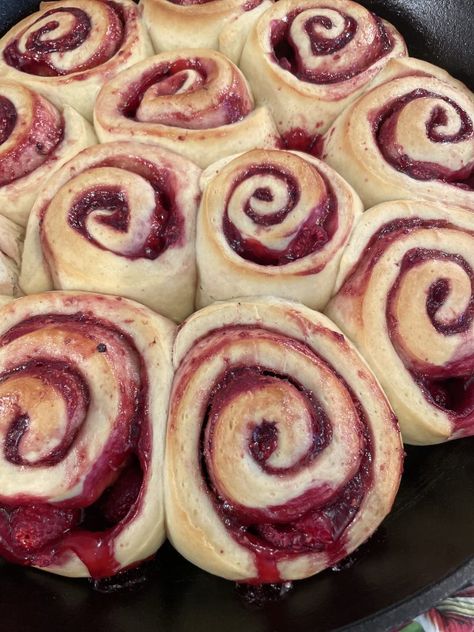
[0,0,153,120]
[240,0,406,150]
[0,81,96,226]
[20,141,201,322]
[94,49,279,168]
[326,200,474,445]
[140,0,272,64]
[166,297,403,582]
[322,58,474,211]
[197,149,363,310]
[0,291,175,578]
[0,215,23,305]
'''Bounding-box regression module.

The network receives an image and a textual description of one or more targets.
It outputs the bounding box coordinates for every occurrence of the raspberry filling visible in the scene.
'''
[119,58,252,128]
[0,96,16,146]
[54,155,184,260]
[374,89,474,187]
[223,164,338,265]
[0,313,150,578]
[281,128,324,157]
[197,355,373,583]
[3,2,125,76]
[271,9,393,83]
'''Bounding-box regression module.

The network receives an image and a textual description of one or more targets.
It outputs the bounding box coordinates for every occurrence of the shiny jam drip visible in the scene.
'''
[223,164,339,265]
[199,361,373,583]
[65,156,184,260]
[3,2,125,76]
[374,89,474,187]
[281,128,325,157]
[0,313,149,578]
[271,10,393,83]
[387,247,474,425]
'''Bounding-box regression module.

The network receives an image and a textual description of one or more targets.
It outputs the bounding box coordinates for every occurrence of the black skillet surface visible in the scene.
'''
[0,1,473,631]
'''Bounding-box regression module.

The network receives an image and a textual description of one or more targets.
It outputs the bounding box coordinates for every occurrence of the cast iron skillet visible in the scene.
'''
[0,1,473,631]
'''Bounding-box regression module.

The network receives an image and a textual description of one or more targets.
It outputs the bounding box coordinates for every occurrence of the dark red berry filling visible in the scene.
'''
[0,96,16,146]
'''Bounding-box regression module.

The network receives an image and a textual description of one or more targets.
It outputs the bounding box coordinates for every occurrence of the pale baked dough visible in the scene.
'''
[20,142,201,322]
[196,149,363,310]
[0,213,23,301]
[140,0,272,63]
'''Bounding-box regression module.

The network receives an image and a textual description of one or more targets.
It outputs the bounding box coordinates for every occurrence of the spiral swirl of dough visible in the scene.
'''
[165,297,403,582]
[0,291,175,577]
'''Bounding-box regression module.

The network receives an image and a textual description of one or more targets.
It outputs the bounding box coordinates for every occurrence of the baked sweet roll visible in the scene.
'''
[94,49,279,168]
[0,0,153,121]
[19,142,201,322]
[239,0,406,154]
[0,214,23,303]
[196,149,362,310]
[326,200,474,445]
[166,297,403,582]
[140,0,272,63]
[322,58,474,210]
[0,81,96,227]
[0,291,175,578]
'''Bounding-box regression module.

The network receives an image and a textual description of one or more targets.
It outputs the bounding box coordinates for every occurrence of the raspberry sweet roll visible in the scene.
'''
[19,142,201,323]
[140,0,272,63]
[239,0,406,153]
[94,49,279,168]
[165,297,403,583]
[322,58,474,210]
[0,81,96,227]
[196,149,362,310]
[0,0,153,121]
[0,215,23,305]
[326,200,474,445]
[0,291,175,578]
